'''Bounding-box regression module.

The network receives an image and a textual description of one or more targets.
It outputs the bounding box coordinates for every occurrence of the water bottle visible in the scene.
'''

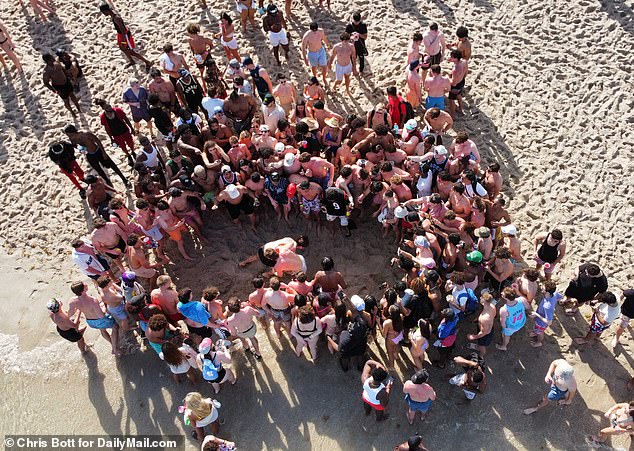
[77,145,88,155]
[393,124,400,136]
[401,288,414,304]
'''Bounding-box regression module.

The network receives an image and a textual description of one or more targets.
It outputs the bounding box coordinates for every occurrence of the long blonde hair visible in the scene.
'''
[185,392,212,419]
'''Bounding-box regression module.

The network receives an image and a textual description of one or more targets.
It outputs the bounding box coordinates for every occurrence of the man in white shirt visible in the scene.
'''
[423,22,446,66]
[71,238,113,281]
[261,93,286,133]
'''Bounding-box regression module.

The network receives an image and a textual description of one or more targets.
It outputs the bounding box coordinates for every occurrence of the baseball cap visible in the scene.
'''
[267,4,278,13]
[394,206,408,219]
[414,235,430,248]
[46,298,60,313]
[404,119,418,130]
[434,145,448,155]
[466,250,483,263]
[259,124,270,132]
[229,58,240,68]
[226,184,240,199]
[199,337,213,355]
[283,152,296,167]
[475,226,491,238]
[177,68,190,77]
[275,142,285,153]
[221,164,232,173]
[350,295,365,311]
[263,93,275,105]
[501,224,518,235]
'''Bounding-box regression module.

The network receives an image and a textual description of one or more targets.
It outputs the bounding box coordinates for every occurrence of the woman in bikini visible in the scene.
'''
[0,22,23,73]
[215,13,241,64]
[291,305,323,360]
[409,319,431,370]
[382,304,405,370]
[590,402,634,446]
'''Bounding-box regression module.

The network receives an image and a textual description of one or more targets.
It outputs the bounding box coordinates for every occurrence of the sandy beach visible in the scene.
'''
[1,0,634,449]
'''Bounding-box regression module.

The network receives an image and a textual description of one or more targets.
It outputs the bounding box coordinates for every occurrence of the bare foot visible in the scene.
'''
[611,337,618,351]
[529,341,543,348]
[565,308,578,316]
[495,344,507,351]
[523,407,537,415]
[573,337,587,345]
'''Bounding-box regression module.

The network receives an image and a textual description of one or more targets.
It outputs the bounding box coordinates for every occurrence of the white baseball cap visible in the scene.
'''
[283,152,296,167]
[434,145,448,155]
[275,142,285,153]
[394,206,408,219]
[350,295,365,311]
[501,224,518,236]
[414,235,430,248]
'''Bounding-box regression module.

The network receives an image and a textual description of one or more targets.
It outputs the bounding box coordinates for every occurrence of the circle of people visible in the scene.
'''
[13,1,631,449]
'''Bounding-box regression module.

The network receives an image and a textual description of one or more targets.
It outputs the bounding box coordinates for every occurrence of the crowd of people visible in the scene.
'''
[0,0,628,449]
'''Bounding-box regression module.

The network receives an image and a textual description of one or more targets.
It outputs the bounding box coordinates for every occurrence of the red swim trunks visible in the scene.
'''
[117,31,135,50]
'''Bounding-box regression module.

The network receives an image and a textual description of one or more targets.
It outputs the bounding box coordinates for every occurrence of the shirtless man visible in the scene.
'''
[64,124,128,187]
[168,187,206,241]
[151,275,184,325]
[423,107,453,142]
[159,43,188,86]
[90,218,127,273]
[523,359,577,415]
[262,4,289,65]
[483,162,502,199]
[185,23,215,88]
[156,199,194,261]
[302,22,330,87]
[272,73,297,117]
[239,236,309,277]
[514,268,540,303]
[423,65,451,111]
[423,23,446,65]
[208,118,233,149]
[485,196,511,242]
[335,139,357,168]
[329,32,356,96]
[297,180,323,231]
[467,292,496,356]
[226,297,262,359]
[313,256,347,300]
[148,68,177,112]
[47,298,87,353]
[43,53,81,116]
[212,183,257,230]
[68,281,120,356]
[126,234,159,288]
[261,276,295,338]
[97,276,129,332]
[191,165,216,202]
[502,224,521,262]
[99,3,151,70]
[485,247,515,291]
[224,90,259,133]
[448,49,468,118]
[298,152,335,189]
[248,277,270,329]
[448,26,472,61]
[447,183,471,219]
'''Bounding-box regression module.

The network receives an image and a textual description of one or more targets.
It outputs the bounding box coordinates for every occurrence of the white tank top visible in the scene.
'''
[362,378,385,405]
[143,144,159,168]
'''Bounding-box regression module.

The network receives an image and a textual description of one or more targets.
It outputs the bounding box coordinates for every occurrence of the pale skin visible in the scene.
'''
[496,296,531,351]
[99,281,129,332]
[67,284,120,356]
[156,208,193,260]
[448,56,468,117]
[424,70,451,98]
[150,280,180,316]
[226,306,261,356]
[403,380,436,424]
[126,240,160,288]
[483,168,503,199]
[297,182,323,231]
[160,50,188,81]
[423,109,453,134]
[523,359,577,415]
[90,222,127,273]
[261,286,294,338]
[49,300,87,353]
[302,28,330,86]
[291,315,321,360]
[467,298,496,356]
[329,39,356,95]
[590,403,634,444]
[0,22,23,73]
[186,29,216,86]
[534,231,566,280]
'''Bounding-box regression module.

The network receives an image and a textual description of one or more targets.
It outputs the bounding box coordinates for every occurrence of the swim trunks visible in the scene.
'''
[429,51,442,65]
[547,384,568,401]
[477,330,494,346]
[226,196,254,220]
[307,47,327,67]
[86,314,116,329]
[52,80,74,100]
[57,326,83,342]
[105,237,126,258]
[236,322,257,339]
[425,96,445,110]
[448,78,466,100]
[301,197,321,215]
[326,213,349,226]
[404,394,433,413]
[117,30,136,50]
[167,224,186,241]
[268,29,288,47]
[269,306,291,322]
[335,63,352,81]
[107,302,129,322]
[188,325,214,338]
[589,313,609,335]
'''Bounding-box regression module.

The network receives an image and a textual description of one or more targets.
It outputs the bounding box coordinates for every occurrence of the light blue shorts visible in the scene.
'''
[307,47,327,67]
[107,302,129,322]
[86,314,116,330]
[426,96,445,110]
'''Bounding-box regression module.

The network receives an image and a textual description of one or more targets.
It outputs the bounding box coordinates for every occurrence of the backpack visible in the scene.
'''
[201,354,221,381]
[400,100,415,122]
[464,288,479,314]
[347,316,368,340]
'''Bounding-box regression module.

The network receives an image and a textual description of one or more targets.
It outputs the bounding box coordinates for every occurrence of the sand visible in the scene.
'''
[1,0,634,449]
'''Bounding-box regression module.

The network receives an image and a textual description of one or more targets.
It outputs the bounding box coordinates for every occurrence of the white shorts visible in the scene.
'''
[269,29,288,47]
[335,63,352,81]
[326,214,348,226]
[236,0,256,12]
[221,38,238,50]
